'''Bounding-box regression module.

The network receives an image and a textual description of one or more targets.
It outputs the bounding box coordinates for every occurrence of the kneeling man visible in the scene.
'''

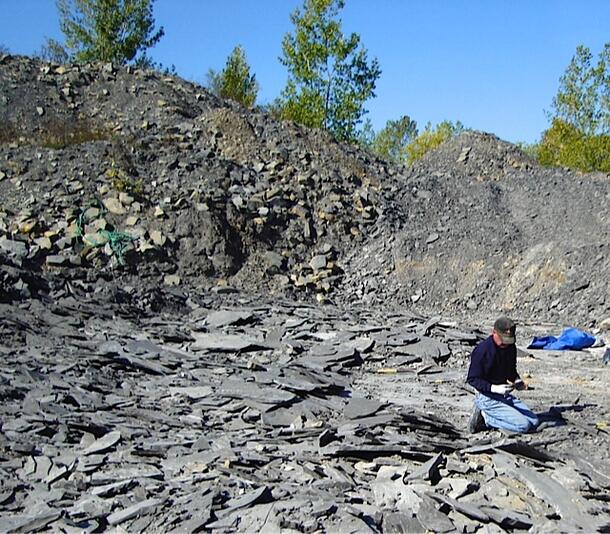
[467,317,539,434]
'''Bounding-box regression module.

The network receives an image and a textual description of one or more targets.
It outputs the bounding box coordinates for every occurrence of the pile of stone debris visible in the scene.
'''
[340,131,610,327]
[0,54,399,307]
[1,54,610,327]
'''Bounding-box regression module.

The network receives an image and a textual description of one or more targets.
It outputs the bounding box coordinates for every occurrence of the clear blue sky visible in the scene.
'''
[2,0,610,144]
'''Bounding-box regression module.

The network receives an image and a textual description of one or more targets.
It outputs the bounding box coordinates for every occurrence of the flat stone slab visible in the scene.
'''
[169,385,213,399]
[344,397,384,419]
[205,310,254,328]
[191,332,272,352]
[83,431,121,455]
[107,498,165,526]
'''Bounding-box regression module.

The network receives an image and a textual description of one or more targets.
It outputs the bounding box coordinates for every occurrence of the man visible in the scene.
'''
[467,316,539,433]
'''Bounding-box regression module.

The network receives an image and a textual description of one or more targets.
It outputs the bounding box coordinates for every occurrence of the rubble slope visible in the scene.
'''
[1,55,609,328]
[341,132,610,327]
[0,54,399,304]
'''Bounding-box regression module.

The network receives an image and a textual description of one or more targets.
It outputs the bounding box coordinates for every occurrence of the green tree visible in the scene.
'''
[45,0,164,65]
[550,44,610,136]
[279,0,381,142]
[0,44,9,54]
[207,45,259,108]
[539,43,610,172]
[405,120,464,165]
[370,115,418,163]
[354,118,375,148]
[538,118,610,173]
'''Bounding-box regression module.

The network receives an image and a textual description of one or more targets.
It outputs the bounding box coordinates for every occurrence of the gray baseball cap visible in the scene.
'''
[494,316,516,344]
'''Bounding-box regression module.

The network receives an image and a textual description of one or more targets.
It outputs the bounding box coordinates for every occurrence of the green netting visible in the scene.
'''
[76,199,135,265]
[97,230,136,265]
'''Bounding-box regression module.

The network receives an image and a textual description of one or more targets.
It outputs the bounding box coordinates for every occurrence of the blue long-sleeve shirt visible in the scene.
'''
[467,336,520,393]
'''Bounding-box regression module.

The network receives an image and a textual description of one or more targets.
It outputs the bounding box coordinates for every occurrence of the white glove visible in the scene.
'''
[490,383,514,395]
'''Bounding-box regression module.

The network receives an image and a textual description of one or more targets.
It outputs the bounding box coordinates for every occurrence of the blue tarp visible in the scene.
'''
[528,327,596,350]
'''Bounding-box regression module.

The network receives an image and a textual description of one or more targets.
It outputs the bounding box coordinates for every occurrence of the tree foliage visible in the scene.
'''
[279,0,381,142]
[405,120,464,165]
[550,44,610,136]
[207,45,259,108]
[538,118,610,173]
[369,115,417,163]
[540,43,610,172]
[354,118,375,148]
[0,44,9,54]
[47,0,164,65]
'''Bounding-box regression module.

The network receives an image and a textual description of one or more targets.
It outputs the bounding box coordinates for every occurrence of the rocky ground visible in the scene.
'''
[0,288,609,532]
[1,54,609,532]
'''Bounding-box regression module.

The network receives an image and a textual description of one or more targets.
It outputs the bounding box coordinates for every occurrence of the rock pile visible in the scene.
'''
[0,54,400,307]
[2,54,610,327]
[341,132,610,327]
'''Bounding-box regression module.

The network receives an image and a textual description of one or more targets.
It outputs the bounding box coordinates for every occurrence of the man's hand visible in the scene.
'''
[513,379,527,391]
[490,383,514,395]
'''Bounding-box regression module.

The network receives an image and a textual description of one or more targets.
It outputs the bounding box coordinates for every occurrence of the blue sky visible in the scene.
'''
[2,0,610,144]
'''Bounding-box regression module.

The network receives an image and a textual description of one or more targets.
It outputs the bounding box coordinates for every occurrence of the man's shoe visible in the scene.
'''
[468,404,486,434]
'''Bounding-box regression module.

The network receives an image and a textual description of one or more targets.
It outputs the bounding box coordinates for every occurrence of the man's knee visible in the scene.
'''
[527,414,540,431]
[514,415,538,433]
[484,410,538,433]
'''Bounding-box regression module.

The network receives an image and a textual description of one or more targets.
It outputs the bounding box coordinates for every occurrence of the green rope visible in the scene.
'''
[98,230,136,265]
[76,199,136,265]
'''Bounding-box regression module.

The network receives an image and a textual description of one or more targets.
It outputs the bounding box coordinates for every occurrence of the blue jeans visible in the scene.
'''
[476,392,539,433]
